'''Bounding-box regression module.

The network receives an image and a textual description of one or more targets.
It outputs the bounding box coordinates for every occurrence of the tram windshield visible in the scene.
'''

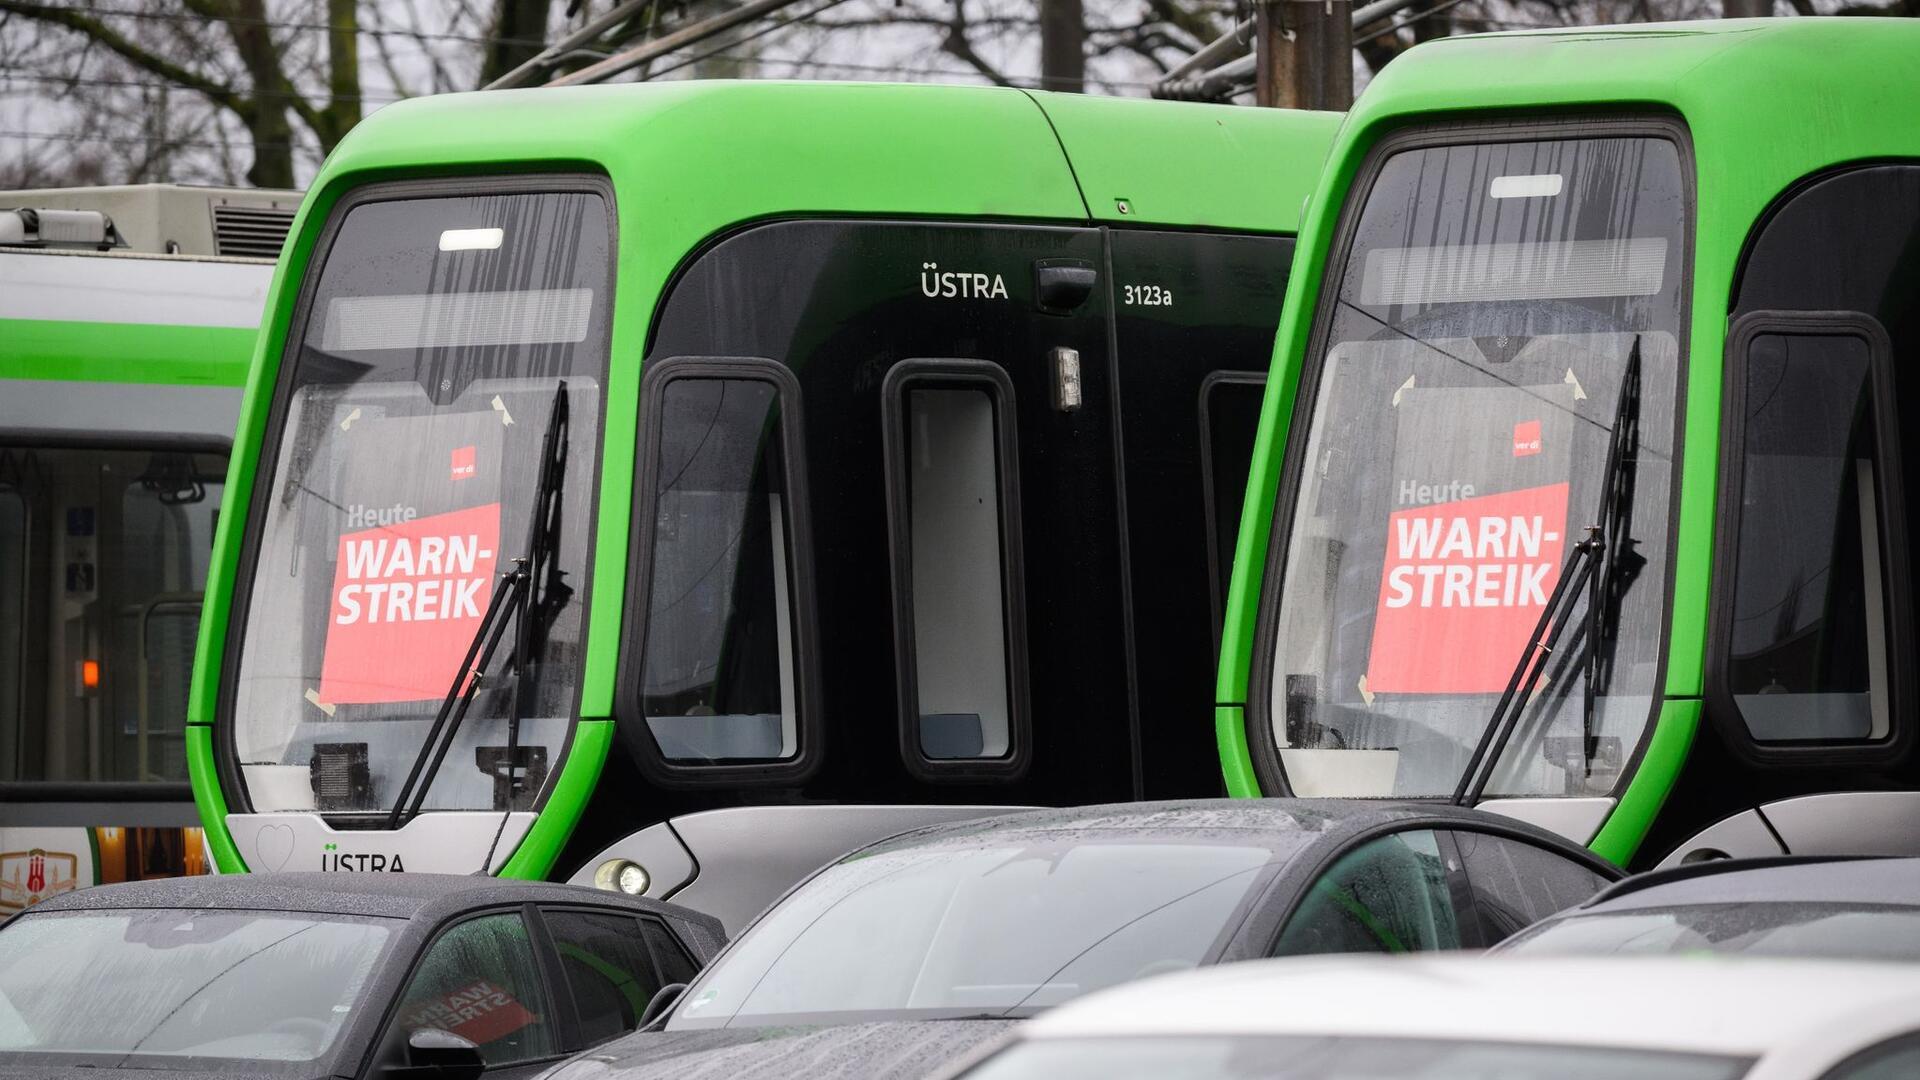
[1267,132,1686,800]
[229,189,608,816]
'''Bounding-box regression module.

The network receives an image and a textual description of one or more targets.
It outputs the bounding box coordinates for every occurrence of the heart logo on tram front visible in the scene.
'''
[255,823,297,872]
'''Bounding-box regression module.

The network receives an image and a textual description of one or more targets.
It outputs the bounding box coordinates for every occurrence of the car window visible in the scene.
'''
[0,909,389,1068]
[542,910,664,1048]
[673,840,1281,1027]
[640,917,700,985]
[1498,902,1920,962]
[1273,830,1462,955]
[1823,1033,1920,1080]
[1452,830,1612,940]
[391,912,556,1068]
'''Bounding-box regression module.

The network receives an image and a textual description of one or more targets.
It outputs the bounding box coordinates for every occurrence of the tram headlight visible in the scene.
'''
[593,858,650,896]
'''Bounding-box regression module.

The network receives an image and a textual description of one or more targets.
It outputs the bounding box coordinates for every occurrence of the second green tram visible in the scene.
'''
[3,184,296,909]
[189,81,1341,898]
[1217,18,1920,868]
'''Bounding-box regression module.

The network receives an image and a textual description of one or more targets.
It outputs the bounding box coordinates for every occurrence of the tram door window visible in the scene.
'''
[884,363,1025,768]
[0,483,23,780]
[637,363,805,766]
[1715,164,1920,777]
[0,444,223,785]
[1200,373,1267,659]
[1721,323,1896,745]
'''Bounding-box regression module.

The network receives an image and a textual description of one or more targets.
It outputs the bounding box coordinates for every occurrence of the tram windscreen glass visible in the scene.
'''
[1268,135,1685,799]
[231,190,608,815]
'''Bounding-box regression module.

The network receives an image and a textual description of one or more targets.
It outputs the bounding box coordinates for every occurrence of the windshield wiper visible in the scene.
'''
[387,384,573,831]
[1453,337,1643,807]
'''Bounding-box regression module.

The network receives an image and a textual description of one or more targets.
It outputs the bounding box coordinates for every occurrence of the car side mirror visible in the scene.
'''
[638,983,687,1031]
[404,1028,485,1080]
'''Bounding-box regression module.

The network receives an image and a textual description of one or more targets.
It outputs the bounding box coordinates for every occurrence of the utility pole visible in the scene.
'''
[1256,0,1354,109]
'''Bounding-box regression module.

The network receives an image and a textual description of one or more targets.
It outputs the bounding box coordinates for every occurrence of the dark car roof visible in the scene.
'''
[19,872,724,948]
[1574,857,1920,914]
[863,798,1599,859]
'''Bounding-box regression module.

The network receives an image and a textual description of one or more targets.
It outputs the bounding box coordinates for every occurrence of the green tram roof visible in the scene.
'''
[307,80,1341,243]
[1334,18,1920,260]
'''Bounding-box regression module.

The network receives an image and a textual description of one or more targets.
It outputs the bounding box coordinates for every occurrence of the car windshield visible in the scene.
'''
[1267,132,1686,799]
[229,189,608,815]
[0,908,392,1069]
[671,837,1285,1027]
[1498,902,1920,962]
[960,1036,1749,1080]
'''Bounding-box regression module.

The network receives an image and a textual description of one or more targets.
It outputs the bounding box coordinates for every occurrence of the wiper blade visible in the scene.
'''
[1454,337,1643,807]
[386,384,572,831]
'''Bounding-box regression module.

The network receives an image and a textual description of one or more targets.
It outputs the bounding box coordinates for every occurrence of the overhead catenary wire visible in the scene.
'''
[0,1,547,49]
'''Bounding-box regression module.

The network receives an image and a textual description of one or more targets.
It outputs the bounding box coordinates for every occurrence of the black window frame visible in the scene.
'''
[365,904,571,1075]
[1262,825,1473,956]
[1257,818,1620,957]
[1447,825,1619,943]
[615,355,822,788]
[880,358,1031,782]
[0,428,231,804]
[531,904,672,1051]
[1706,311,1913,766]
[1196,369,1267,666]
[1243,114,1695,802]
[212,171,618,819]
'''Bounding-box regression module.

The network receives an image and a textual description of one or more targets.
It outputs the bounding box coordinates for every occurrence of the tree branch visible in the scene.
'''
[0,0,248,116]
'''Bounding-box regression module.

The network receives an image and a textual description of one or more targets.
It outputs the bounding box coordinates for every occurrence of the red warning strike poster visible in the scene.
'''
[1367,482,1569,694]
[402,980,538,1045]
[1364,379,1578,696]
[318,502,501,704]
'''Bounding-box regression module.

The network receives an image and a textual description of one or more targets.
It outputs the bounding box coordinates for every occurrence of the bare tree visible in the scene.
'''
[0,0,371,186]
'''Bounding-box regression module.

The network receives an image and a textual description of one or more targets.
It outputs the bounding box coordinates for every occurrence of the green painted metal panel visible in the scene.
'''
[1030,92,1342,232]
[0,320,253,387]
[187,724,247,872]
[1215,704,1260,798]
[1589,698,1699,866]
[498,720,614,879]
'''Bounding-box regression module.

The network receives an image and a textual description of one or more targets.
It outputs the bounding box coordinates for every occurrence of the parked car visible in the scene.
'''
[939,954,1920,1080]
[0,873,724,1079]
[1494,855,1920,961]
[541,799,1619,1079]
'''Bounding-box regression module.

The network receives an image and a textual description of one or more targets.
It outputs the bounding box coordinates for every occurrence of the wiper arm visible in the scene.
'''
[1453,337,1643,807]
[387,384,572,831]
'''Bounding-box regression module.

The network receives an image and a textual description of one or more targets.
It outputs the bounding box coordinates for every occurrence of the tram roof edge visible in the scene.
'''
[1031,92,1344,233]
[313,81,1091,226]
[1341,18,1920,167]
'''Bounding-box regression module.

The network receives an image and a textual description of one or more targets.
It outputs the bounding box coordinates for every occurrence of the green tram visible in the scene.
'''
[1216,18,1920,869]
[188,82,1341,898]
[2,185,296,910]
